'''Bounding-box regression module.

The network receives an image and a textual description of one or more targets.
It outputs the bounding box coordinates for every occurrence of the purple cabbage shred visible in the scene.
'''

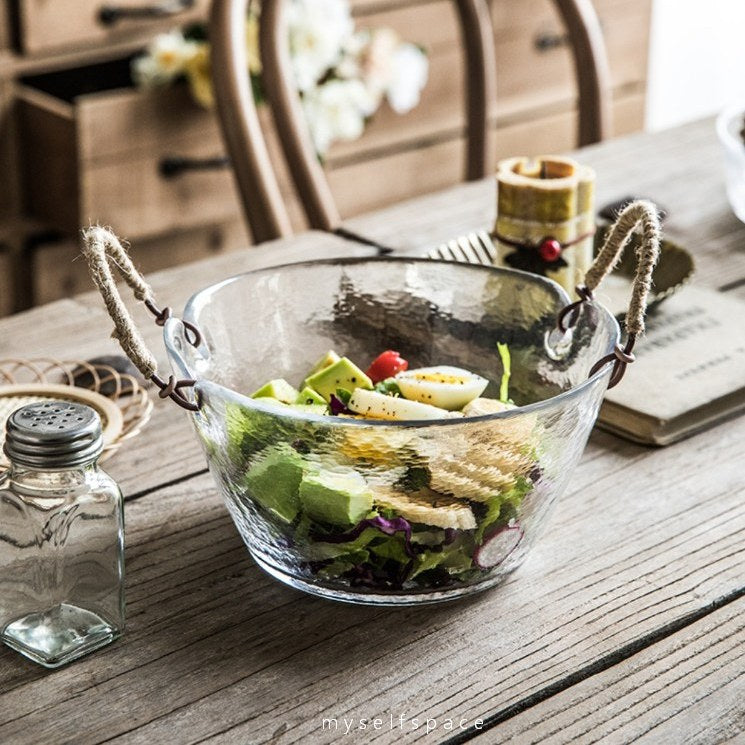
[329,394,352,415]
[315,515,415,558]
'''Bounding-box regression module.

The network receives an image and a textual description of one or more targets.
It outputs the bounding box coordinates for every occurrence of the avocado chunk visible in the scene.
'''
[295,386,326,406]
[243,444,305,523]
[303,350,340,387]
[251,378,299,404]
[304,357,373,402]
[225,401,284,469]
[299,470,373,525]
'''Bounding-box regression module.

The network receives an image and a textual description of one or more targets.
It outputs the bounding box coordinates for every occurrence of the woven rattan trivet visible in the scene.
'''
[0,359,153,468]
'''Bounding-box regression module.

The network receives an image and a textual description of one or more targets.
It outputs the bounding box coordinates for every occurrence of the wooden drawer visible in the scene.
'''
[13,0,209,55]
[31,218,248,305]
[332,91,644,220]
[331,0,650,164]
[494,90,646,160]
[492,0,651,118]
[18,56,243,240]
[331,137,465,218]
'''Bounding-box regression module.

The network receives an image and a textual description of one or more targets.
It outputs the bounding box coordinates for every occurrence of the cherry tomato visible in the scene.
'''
[366,350,408,384]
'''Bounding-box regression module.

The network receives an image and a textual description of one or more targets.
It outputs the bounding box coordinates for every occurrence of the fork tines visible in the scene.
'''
[429,230,498,266]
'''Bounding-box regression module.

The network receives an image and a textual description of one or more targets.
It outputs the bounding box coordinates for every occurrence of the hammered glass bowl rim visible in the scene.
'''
[178,256,621,428]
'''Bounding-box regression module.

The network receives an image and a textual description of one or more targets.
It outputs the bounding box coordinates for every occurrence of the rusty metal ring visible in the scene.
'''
[588,334,637,389]
[557,285,595,332]
[154,306,172,326]
[589,352,619,379]
[557,300,583,332]
[151,373,200,411]
[182,320,202,348]
[144,299,173,326]
[613,346,636,365]
[156,374,176,398]
[608,360,628,388]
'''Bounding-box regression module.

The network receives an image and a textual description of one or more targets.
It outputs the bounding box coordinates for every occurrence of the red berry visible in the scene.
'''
[538,238,562,263]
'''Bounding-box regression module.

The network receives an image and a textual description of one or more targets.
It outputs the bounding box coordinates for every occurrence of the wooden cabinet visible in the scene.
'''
[320,0,651,217]
[492,0,651,113]
[0,0,652,317]
[30,218,248,305]
[18,59,240,239]
[14,0,210,54]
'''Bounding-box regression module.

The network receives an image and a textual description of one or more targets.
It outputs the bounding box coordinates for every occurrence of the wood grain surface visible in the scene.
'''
[0,119,743,745]
[0,415,741,744]
[469,597,745,744]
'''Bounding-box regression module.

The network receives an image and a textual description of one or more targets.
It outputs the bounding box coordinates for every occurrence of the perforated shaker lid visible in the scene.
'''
[3,400,104,468]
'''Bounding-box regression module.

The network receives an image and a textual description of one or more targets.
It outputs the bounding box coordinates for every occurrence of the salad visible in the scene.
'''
[226,347,540,593]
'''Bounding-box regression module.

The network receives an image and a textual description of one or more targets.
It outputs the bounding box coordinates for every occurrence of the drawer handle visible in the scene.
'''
[534,31,570,52]
[98,0,196,26]
[159,156,231,178]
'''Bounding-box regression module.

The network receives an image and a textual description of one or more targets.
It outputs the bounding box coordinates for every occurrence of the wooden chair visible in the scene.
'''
[258,0,498,234]
[210,0,293,242]
[553,0,613,146]
[210,0,611,240]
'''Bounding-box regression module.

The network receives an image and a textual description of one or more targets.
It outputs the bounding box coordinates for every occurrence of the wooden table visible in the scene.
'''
[1,118,743,744]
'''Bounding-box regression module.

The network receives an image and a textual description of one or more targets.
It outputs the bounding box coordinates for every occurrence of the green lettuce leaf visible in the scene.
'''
[497,342,512,403]
[475,476,532,543]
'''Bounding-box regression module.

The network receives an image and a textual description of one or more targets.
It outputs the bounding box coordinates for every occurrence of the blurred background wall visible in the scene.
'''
[647,0,745,130]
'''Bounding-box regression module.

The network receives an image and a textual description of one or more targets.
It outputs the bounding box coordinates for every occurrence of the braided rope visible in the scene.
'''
[584,199,662,335]
[80,226,158,379]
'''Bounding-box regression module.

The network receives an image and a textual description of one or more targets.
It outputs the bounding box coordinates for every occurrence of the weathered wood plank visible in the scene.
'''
[0,408,741,744]
[469,596,745,744]
[344,118,745,290]
[0,232,376,496]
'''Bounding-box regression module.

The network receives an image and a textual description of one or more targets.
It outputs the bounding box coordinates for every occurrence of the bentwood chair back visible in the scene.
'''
[210,0,611,240]
[257,0,499,233]
[210,0,293,242]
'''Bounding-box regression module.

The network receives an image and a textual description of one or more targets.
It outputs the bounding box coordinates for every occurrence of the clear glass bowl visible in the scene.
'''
[164,258,619,605]
[717,105,745,223]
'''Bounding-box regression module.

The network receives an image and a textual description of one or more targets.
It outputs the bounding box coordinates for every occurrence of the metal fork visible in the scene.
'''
[428,229,498,266]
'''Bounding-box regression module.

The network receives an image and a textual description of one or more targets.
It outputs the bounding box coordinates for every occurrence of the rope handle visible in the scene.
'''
[556,200,662,389]
[81,226,202,411]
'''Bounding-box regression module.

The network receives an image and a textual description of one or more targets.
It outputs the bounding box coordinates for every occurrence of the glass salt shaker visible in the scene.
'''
[0,400,124,667]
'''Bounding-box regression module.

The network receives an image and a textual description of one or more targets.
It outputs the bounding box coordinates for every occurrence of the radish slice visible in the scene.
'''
[473,524,524,569]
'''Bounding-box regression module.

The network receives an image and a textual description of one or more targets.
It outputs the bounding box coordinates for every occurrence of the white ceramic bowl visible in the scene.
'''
[717,105,745,223]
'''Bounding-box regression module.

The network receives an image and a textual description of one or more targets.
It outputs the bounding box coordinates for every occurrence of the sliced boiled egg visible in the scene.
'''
[394,366,488,411]
[348,388,455,421]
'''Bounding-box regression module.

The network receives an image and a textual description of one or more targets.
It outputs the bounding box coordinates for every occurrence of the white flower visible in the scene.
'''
[151,30,199,77]
[358,28,399,104]
[335,29,369,80]
[386,43,429,114]
[131,54,167,88]
[302,78,373,155]
[132,30,199,87]
[287,0,353,92]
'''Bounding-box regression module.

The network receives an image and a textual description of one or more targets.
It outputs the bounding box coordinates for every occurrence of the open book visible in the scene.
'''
[596,285,745,446]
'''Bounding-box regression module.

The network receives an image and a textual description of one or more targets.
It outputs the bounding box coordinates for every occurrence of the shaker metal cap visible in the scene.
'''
[3,401,104,468]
